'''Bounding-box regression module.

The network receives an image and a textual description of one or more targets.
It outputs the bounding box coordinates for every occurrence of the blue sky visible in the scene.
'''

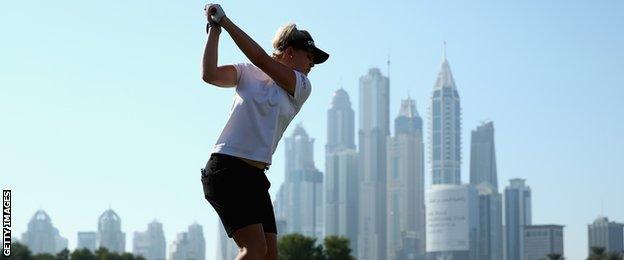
[2,1,623,259]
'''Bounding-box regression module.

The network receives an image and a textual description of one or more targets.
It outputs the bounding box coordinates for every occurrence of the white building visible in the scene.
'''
[133,220,166,260]
[358,67,390,260]
[216,221,238,260]
[387,97,425,260]
[21,210,68,254]
[426,184,479,260]
[588,216,624,254]
[325,88,359,254]
[77,232,97,252]
[169,223,205,260]
[275,124,324,239]
[97,209,126,253]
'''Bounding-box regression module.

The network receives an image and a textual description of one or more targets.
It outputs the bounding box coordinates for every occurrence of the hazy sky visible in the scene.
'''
[2,1,623,259]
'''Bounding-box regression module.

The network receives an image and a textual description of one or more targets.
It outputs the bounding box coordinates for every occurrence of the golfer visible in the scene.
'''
[200,4,329,260]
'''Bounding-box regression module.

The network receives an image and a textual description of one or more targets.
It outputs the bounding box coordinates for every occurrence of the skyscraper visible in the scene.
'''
[326,88,356,154]
[325,88,358,254]
[169,223,205,260]
[77,232,97,252]
[430,56,461,185]
[275,124,324,239]
[470,122,503,260]
[588,216,624,254]
[476,183,503,260]
[358,67,390,260]
[524,225,564,260]
[21,210,68,254]
[216,221,238,260]
[97,209,126,253]
[504,179,532,260]
[387,97,425,260]
[470,121,497,191]
[133,220,166,260]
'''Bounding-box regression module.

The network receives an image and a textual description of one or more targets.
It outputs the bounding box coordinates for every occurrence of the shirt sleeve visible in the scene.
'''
[232,63,251,88]
[293,70,312,107]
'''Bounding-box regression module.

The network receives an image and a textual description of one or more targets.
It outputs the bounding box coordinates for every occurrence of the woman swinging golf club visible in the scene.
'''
[200,3,329,260]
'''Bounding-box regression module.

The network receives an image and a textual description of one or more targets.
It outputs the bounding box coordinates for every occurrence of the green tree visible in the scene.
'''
[588,247,607,260]
[32,253,55,260]
[546,253,563,260]
[278,233,324,260]
[9,242,33,260]
[323,236,354,260]
[70,248,96,260]
[606,251,623,260]
[55,248,70,260]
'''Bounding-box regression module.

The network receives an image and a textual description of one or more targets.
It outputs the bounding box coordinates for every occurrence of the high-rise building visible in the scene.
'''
[77,232,97,252]
[430,56,461,185]
[358,67,390,260]
[523,225,564,260]
[504,179,532,260]
[476,183,503,260]
[470,121,503,260]
[21,210,68,254]
[470,121,497,191]
[325,88,358,254]
[275,124,324,239]
[97,209,126,253]
[216,222,238,260]
[588,216,624,254]
[133,220,166,260]
[387,97,425,260]
[325,149,358,251]
[169,223,205,260]
[326,88,356,154]
[425,185,480,260]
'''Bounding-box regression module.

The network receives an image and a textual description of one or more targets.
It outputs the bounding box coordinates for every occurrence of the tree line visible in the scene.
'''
[7,234,354,260]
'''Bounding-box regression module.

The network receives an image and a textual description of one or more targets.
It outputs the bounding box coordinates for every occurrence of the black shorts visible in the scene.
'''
[200,153,277,238]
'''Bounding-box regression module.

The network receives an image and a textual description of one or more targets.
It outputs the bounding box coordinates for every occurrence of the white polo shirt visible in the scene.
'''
[211,63,312,166]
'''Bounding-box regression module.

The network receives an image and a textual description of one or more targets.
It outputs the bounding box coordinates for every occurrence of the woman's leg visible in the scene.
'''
[263,233,278,260]
[232,224,268,260]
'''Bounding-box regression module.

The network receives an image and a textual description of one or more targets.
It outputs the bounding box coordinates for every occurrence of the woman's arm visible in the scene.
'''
[219,17,297,96]
[201,25,237,87]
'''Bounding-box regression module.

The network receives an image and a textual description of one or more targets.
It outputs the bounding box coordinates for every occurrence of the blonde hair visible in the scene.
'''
[271,23,312,57]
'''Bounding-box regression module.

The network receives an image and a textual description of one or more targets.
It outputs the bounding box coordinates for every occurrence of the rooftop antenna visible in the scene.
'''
[387,48,391,80]
[443,41,447,60]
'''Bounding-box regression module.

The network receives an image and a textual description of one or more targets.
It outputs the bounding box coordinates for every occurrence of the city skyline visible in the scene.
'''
[3,1,623,259]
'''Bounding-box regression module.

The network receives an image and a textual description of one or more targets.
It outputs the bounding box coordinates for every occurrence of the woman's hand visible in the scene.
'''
[204,4,226,24]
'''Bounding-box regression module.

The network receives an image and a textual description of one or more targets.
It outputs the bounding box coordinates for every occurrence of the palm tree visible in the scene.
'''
[588,247,607,260]
[547,253,563,260]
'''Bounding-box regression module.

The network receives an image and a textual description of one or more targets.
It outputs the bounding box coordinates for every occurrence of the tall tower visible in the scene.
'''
[387,97,425,260]
[504,179,532,260]
[470,121,503,260]
[470,121,498,191]
[325,88,359,254]
[430,52,462,185]
[275,124,324,239]
[133,220,166,260]
[326,88,356,153]
[358,68,390,260]
[97,209,126,253]
[21,210,68,254]
[587,216,624,254]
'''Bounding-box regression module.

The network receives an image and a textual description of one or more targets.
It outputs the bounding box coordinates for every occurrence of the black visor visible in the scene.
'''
[281,38,329,64]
